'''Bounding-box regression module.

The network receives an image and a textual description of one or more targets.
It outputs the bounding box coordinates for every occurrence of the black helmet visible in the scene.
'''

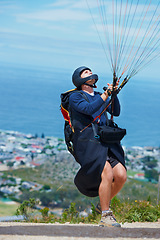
[72,66,98,88]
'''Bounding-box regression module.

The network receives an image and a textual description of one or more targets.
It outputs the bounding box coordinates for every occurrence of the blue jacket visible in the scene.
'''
[69,90,120,127]
[69,90,125,197]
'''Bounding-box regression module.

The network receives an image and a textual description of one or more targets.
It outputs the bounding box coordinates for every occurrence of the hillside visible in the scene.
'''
[0,130,159,209]
[1,150,159,210]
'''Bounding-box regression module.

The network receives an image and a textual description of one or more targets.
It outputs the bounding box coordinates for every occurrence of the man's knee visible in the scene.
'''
[119,171,127,183]
[114,166,127,184]
[102,161,113,182]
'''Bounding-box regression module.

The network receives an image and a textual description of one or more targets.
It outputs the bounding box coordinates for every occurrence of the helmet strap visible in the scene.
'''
[84,83,97,88]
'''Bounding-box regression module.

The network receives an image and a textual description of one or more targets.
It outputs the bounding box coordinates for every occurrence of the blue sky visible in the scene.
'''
[0,0,159,78]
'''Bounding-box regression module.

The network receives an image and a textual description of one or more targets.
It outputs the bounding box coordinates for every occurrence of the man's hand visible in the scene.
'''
[102,80,120,101]
[107,79,119,92]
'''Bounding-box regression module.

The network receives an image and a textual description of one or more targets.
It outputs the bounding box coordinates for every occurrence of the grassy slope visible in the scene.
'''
[0,202,20,217]
[4,159,159,205]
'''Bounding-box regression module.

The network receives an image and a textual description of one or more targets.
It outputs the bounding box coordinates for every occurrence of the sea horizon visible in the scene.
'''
[0,63,159,148]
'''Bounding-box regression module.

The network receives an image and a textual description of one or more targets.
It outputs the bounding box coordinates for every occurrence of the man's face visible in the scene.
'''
[81,69,96,85]
[81,69,92,78]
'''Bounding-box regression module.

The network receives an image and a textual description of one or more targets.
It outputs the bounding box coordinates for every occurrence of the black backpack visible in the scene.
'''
[60,89,89,155]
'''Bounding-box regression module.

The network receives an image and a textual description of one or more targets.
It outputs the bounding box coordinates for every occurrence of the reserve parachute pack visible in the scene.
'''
[60,89,89,155]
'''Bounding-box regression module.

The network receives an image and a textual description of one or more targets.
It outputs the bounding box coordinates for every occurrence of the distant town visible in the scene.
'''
[0,129,160,201]
[0,129,67,197]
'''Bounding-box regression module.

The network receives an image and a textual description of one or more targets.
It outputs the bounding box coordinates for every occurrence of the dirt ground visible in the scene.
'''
[0,222,160,240]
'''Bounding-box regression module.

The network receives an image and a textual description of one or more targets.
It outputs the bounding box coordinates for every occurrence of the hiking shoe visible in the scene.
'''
[99,210,121,227]
[95,201,111,214]
[95,202,101,214]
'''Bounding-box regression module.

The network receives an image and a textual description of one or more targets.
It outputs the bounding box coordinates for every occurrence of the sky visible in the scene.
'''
[0,0,159,78]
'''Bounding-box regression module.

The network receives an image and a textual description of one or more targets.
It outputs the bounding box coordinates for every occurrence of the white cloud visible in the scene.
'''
[48,0,74,8]
[15,0,94,23]
[16,8,91,22]
[13,0,104,24]
[47,0,98,9]
[0,1,20,11]
[0,0,159,75]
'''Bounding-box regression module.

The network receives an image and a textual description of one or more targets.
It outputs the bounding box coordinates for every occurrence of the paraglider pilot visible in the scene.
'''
[69,66,127,227]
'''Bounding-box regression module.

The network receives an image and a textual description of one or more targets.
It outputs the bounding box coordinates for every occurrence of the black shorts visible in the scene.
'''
[107,149,119,168]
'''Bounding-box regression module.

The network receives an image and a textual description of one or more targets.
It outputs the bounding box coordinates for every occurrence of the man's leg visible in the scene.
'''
[98,161,123,227]
[110,163,127,199]
[99,161,127,210]
[98,161,113,211]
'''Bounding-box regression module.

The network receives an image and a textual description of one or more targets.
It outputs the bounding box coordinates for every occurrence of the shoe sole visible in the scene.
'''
[99,222,121,228]
[99,223,121,227]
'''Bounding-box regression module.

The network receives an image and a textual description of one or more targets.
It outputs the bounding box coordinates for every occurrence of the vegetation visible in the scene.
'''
[119,178,158,204]
[0,201,20,217]
[142,156,159,182]
[16,197,160,224]
[3,155,160,209]
[13,176,158,211]
[16,198,36,220]
[111,197,160,223]
[2,151,160,221]
[15,199,100,224]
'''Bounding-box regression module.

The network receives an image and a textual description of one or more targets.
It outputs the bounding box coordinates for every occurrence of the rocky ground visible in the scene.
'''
[0,222,160,240]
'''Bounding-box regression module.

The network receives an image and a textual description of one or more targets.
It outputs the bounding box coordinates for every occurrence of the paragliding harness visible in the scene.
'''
[61,88,126,155]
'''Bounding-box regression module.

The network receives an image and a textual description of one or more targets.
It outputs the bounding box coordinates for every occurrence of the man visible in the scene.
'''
[69,66,127,227]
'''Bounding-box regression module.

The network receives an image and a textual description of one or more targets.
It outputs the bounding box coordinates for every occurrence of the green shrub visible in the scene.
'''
[111,197,160,223]
[123,200,160,223]
[16,198,160,224]
[16,198,36,221]
[40,207,49,219]
[86,203,100,223]
[60,202,79,223]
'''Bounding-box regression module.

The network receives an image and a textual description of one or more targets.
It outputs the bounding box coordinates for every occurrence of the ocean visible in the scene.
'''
[0,63,159,147]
